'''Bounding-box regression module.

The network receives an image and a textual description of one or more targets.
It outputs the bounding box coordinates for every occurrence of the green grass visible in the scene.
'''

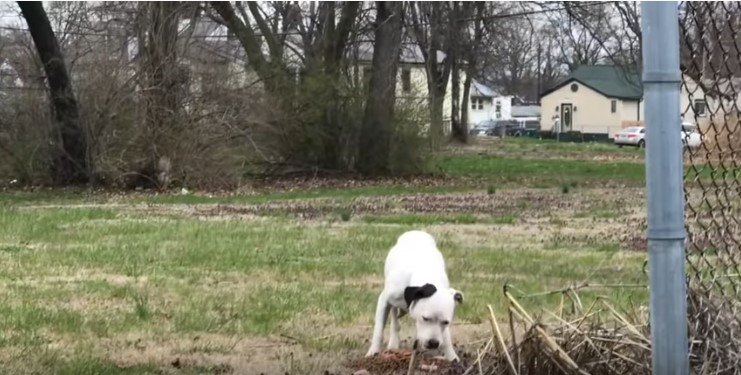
[0,138,650,373]
[0,203,645,371]
[440,154,646,187]
[491,137,644,156]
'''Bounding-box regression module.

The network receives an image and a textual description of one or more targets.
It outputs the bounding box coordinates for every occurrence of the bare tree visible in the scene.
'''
[561,2,641,69]
[210,1,290,93]
[358,1,403,174]
[449,2,462,143]
[481,4,538,100]
[541,3,605,72]
[458,3,486,142]
[137,2,185,188]
[19,1,88,185]
[407,2,453,145]
[209,2,362,170]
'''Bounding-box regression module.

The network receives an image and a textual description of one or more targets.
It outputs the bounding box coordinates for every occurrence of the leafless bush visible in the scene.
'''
[0,89,52,185]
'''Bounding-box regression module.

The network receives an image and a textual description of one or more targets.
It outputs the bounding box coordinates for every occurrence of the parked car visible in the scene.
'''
[508,119,541,137]
[681,122,703,148]
[614,122,703,149]
[614,126,646,148]
[485,120,520,136]
[469,120,497,136]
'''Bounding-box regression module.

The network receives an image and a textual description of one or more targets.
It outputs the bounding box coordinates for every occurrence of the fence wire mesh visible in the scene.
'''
[680,1,741,371]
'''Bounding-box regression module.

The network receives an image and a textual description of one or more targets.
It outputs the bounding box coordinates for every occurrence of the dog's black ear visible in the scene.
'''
[404,283,437,307]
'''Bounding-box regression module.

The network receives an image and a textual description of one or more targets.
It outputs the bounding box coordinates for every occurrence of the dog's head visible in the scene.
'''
[404,283,463,350]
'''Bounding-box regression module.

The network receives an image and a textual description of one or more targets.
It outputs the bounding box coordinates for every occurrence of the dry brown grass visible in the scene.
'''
[451,285,741,375]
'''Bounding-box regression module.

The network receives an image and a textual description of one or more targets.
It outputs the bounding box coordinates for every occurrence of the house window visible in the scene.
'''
[495,102,501,117]
[471,98,484,110]
[478,99,484,110]
[471,98,478,110]
[401,68,411,93]
[694,99,707,117]
[611,100,617,113]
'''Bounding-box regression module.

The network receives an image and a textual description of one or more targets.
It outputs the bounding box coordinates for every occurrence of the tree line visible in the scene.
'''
[1,1,641,188]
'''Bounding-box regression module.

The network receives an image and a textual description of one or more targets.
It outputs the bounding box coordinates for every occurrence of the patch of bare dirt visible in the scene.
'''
[0,270,148,287]
[132,188,643,223]
[100,333,351,374]
[349,350,469,375]
[248,175,456,192]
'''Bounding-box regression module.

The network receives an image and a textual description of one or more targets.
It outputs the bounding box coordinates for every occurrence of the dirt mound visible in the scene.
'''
[348,350,467,375]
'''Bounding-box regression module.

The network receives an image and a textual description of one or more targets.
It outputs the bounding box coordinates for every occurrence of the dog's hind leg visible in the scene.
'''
[387,307,401,350]
[366,292,391,357]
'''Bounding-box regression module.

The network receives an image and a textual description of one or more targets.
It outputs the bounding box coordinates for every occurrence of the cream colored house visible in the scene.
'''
[540,65,643,138]
[539,65,725,139]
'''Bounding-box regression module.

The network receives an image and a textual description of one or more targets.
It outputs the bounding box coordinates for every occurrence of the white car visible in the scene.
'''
[614,123,703,149]
[681,122,703,148]
[614,126,646,148]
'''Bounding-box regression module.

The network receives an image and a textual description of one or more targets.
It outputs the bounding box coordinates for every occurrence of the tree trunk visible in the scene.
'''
[210,1,289,94]
[141,2,181,189]
[453,1,483,144]
[450,60,462,141]
[19,1,88,185]
[449,2,464,143]
[429,89,445,146]
[459,74,472,143]
[358,2,403,175]
[407,3,452,147]
[319,1,359,170]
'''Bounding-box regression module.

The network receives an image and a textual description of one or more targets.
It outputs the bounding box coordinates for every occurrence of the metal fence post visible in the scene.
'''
[642,2,689,375]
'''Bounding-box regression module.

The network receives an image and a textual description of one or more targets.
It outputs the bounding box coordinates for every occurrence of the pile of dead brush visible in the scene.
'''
[465,284,741,375]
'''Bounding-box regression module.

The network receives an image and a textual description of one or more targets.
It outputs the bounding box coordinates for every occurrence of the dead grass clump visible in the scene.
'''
[465,285,741,375]
[687,287,741,374]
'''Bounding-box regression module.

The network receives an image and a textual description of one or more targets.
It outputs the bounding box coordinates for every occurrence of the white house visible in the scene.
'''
[355,43,530,130]
[468,81,514,125]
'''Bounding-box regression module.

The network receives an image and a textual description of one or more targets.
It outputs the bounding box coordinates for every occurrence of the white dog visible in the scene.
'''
[366,230,462,361]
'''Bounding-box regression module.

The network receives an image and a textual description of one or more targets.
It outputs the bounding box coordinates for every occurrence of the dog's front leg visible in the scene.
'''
[366,292,391,357]
[387,307,401,350]
[442,326,459,362]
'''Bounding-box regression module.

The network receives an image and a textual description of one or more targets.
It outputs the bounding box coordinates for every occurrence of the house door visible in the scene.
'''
[560,103,573,132]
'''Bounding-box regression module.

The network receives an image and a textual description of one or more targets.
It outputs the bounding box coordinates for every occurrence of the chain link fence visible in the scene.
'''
[680,1,741,370]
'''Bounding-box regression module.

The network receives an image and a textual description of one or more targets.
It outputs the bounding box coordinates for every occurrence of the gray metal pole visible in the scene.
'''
[641,2,689,375]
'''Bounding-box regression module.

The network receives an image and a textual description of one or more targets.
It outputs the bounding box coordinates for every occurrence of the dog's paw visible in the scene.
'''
[365,349,379,358]
[433,353,460,362]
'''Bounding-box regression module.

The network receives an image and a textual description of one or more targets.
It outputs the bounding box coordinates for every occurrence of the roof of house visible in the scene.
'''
[471,80,499,97]
[541,65,643,100]
[511,105,540,118]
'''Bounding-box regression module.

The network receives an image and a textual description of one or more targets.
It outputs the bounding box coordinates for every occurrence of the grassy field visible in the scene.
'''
[0,138,650,374]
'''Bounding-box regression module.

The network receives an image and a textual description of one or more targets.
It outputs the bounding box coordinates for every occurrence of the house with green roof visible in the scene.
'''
[539,65,645,139]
